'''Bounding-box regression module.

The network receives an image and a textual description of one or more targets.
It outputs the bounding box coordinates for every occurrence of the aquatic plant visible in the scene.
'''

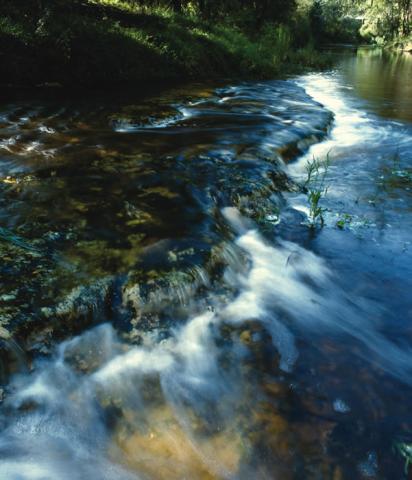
[336,213,352,229]
[304,154,330,228]
[308,188,327,227]
[377,150,412,191]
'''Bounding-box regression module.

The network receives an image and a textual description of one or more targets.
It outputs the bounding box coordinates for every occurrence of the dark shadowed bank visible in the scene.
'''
[0,0,331,89]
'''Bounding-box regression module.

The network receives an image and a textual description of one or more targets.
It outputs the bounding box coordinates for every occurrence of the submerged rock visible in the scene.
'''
[41,277,114,326]
[0,79,333,369]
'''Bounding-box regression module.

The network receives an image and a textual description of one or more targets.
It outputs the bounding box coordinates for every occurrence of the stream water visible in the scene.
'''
[0,47,411,479]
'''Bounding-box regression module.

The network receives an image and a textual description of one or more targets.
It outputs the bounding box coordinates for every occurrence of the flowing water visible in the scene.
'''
[0,47,411,479]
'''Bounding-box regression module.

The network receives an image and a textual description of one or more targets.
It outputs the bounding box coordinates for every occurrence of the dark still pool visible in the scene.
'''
[0,47,411,479]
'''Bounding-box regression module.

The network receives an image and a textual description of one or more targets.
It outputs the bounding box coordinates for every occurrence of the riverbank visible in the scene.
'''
[386,36,412,52]
[0,0,330,89]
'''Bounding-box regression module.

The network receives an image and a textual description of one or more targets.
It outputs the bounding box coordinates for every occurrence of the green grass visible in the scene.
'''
[0,1,332,88]
[304,155,330,228]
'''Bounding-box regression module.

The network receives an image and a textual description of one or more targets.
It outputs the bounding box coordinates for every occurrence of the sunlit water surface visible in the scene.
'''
[0,47,411,479]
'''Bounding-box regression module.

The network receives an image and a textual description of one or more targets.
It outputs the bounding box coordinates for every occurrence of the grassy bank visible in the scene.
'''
[0,0,330,89]
[385,35,412,51]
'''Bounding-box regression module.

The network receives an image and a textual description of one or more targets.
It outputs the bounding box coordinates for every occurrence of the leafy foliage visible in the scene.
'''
[302,0,411,43]
[2,0,409,87]
[0,0,331,87]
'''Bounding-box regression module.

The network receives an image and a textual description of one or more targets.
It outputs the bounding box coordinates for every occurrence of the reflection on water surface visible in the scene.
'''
[0,48,412,479]
[340,47,412,122]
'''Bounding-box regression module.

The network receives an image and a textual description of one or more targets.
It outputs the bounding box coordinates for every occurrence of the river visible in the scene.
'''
[0,47,411,479]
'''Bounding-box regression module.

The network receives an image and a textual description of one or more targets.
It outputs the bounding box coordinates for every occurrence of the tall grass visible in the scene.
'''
[304,155,330,228]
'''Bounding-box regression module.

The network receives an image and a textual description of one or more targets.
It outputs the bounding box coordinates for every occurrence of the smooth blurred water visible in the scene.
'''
[0,47,411,479]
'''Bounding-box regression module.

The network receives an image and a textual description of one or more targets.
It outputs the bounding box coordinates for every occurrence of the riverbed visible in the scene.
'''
[0,47,411,479]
